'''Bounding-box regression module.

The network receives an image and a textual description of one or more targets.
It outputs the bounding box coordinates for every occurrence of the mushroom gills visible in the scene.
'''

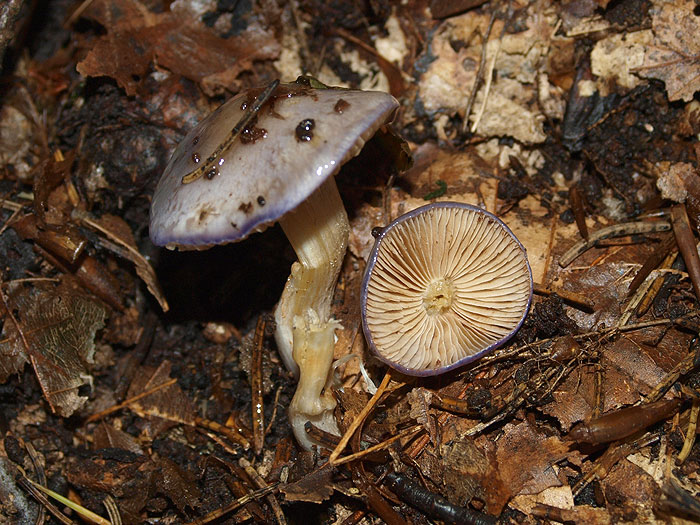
[361,202,533,376]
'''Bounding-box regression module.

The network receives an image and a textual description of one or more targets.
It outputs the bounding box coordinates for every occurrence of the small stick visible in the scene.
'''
[251,315,266,455]
[592,361,604,419]
[332,425,423,467]
[636,250,679,315]
[329,371,393,464]
[559,220,671,267]
[533,282,594,312]
[184,483,279,525]
[405,379,475,459]
[569,184,588,239]
[264,386,283,435]
[647,340,700,403]
[239,458,287,525]
[84,378,177,423]
[461,10,497,135]
[195,416,251,450]
[17,475,77,525]
[677,399,699,464]
[671,203,700,301]
[572,434,658,497]
[304,421,340,450]
[385,471,497,525]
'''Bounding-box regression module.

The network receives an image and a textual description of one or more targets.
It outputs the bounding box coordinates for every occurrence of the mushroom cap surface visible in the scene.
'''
[150,82,399,248]
[361,202,533,376]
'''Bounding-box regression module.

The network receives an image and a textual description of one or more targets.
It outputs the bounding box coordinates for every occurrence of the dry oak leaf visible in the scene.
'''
[126,361,196,426]
[0,283,106,417]
[637,0,700,102]
[76,0,280,96]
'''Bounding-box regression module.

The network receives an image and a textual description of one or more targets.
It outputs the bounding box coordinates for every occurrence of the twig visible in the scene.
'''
[84,378,177,423]
[461,10,497,135]
[627,235,675,297]
[533,282,595,312]
[195,417,251,450]
[264,386,283,435]
[677,400,699,464]
[16,475,75,525]
[332,425,423,467]
[329,371,393,464]
[671,203,700,301]
[470,16,504,135]
[559,221,671,267]
[184,483,279,525]
[251,315,266,455]
[239,458,286,525]
[181,79,280,184]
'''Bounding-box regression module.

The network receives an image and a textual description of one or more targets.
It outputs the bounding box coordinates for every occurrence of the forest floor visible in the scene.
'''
[1,0,700,523]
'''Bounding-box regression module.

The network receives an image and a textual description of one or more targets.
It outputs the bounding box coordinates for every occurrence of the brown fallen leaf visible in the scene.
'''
[495,419,579,498]
[156,456,202,513]
[0,282,106,417]
[68,447,155,522]
[76,0,280,96]
[407,387,437,445]
[637,0,700,102]
[72,209,169,312]
[126,361,196,426]
[93,422,144,455]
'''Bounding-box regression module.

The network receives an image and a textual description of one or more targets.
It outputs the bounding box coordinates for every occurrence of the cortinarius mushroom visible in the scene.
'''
[149,79,399,448]
[361,202,532,376]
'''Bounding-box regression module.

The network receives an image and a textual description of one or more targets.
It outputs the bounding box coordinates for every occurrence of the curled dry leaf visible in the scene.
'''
[407,388,437,444]
[126,361,196,427]
[72,209,169,312]
[638,0,700,102]
[0,283,106,417]
[280,465,334,504]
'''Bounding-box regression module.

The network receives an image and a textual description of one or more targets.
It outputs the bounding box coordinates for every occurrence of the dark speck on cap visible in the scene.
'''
[295,118,315,142]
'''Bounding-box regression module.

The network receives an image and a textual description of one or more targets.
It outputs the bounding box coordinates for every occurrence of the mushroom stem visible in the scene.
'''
[275,176,350,448]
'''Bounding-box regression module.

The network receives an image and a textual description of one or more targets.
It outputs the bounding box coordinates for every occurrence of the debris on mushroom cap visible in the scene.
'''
[361,202,533,376]
[149,81,399,248]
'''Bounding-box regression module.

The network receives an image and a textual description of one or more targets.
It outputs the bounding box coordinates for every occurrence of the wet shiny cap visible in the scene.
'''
[150,80,399,248]
[361,202,533,376]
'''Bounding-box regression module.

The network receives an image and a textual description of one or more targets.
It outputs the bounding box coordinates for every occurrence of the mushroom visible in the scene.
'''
[361,202,532,376]
[149,79,399,449]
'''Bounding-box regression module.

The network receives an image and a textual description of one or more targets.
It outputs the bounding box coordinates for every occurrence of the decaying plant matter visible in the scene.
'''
[1,0,700,523]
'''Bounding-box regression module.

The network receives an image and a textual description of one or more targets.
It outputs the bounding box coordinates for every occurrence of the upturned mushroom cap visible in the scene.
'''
[361,202,533,376]
[149,81,399,248]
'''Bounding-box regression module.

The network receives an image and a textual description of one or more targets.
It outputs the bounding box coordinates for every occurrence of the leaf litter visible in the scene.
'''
[1,0,700,523]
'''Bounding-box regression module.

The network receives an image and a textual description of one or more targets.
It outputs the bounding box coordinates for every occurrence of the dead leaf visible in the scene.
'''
[68,447,154,522]
[281,465,334,503]
[76,0,280,96]
[638,0,700,102]
[0,283,106,417]
[93,422,144,455]
[156,457,201,513]
[495,419,578,498]
[407,388,437,444]
[126,361,196,426]
[72,209,169,312]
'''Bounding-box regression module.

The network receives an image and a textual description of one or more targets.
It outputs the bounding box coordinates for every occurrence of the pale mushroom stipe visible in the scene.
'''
[361,202,533,376]
[149,78,399,449]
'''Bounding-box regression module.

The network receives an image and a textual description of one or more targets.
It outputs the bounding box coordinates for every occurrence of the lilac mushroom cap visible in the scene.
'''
[149,79,399,449]
[150,81,398,249]
[361,202,533,376]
